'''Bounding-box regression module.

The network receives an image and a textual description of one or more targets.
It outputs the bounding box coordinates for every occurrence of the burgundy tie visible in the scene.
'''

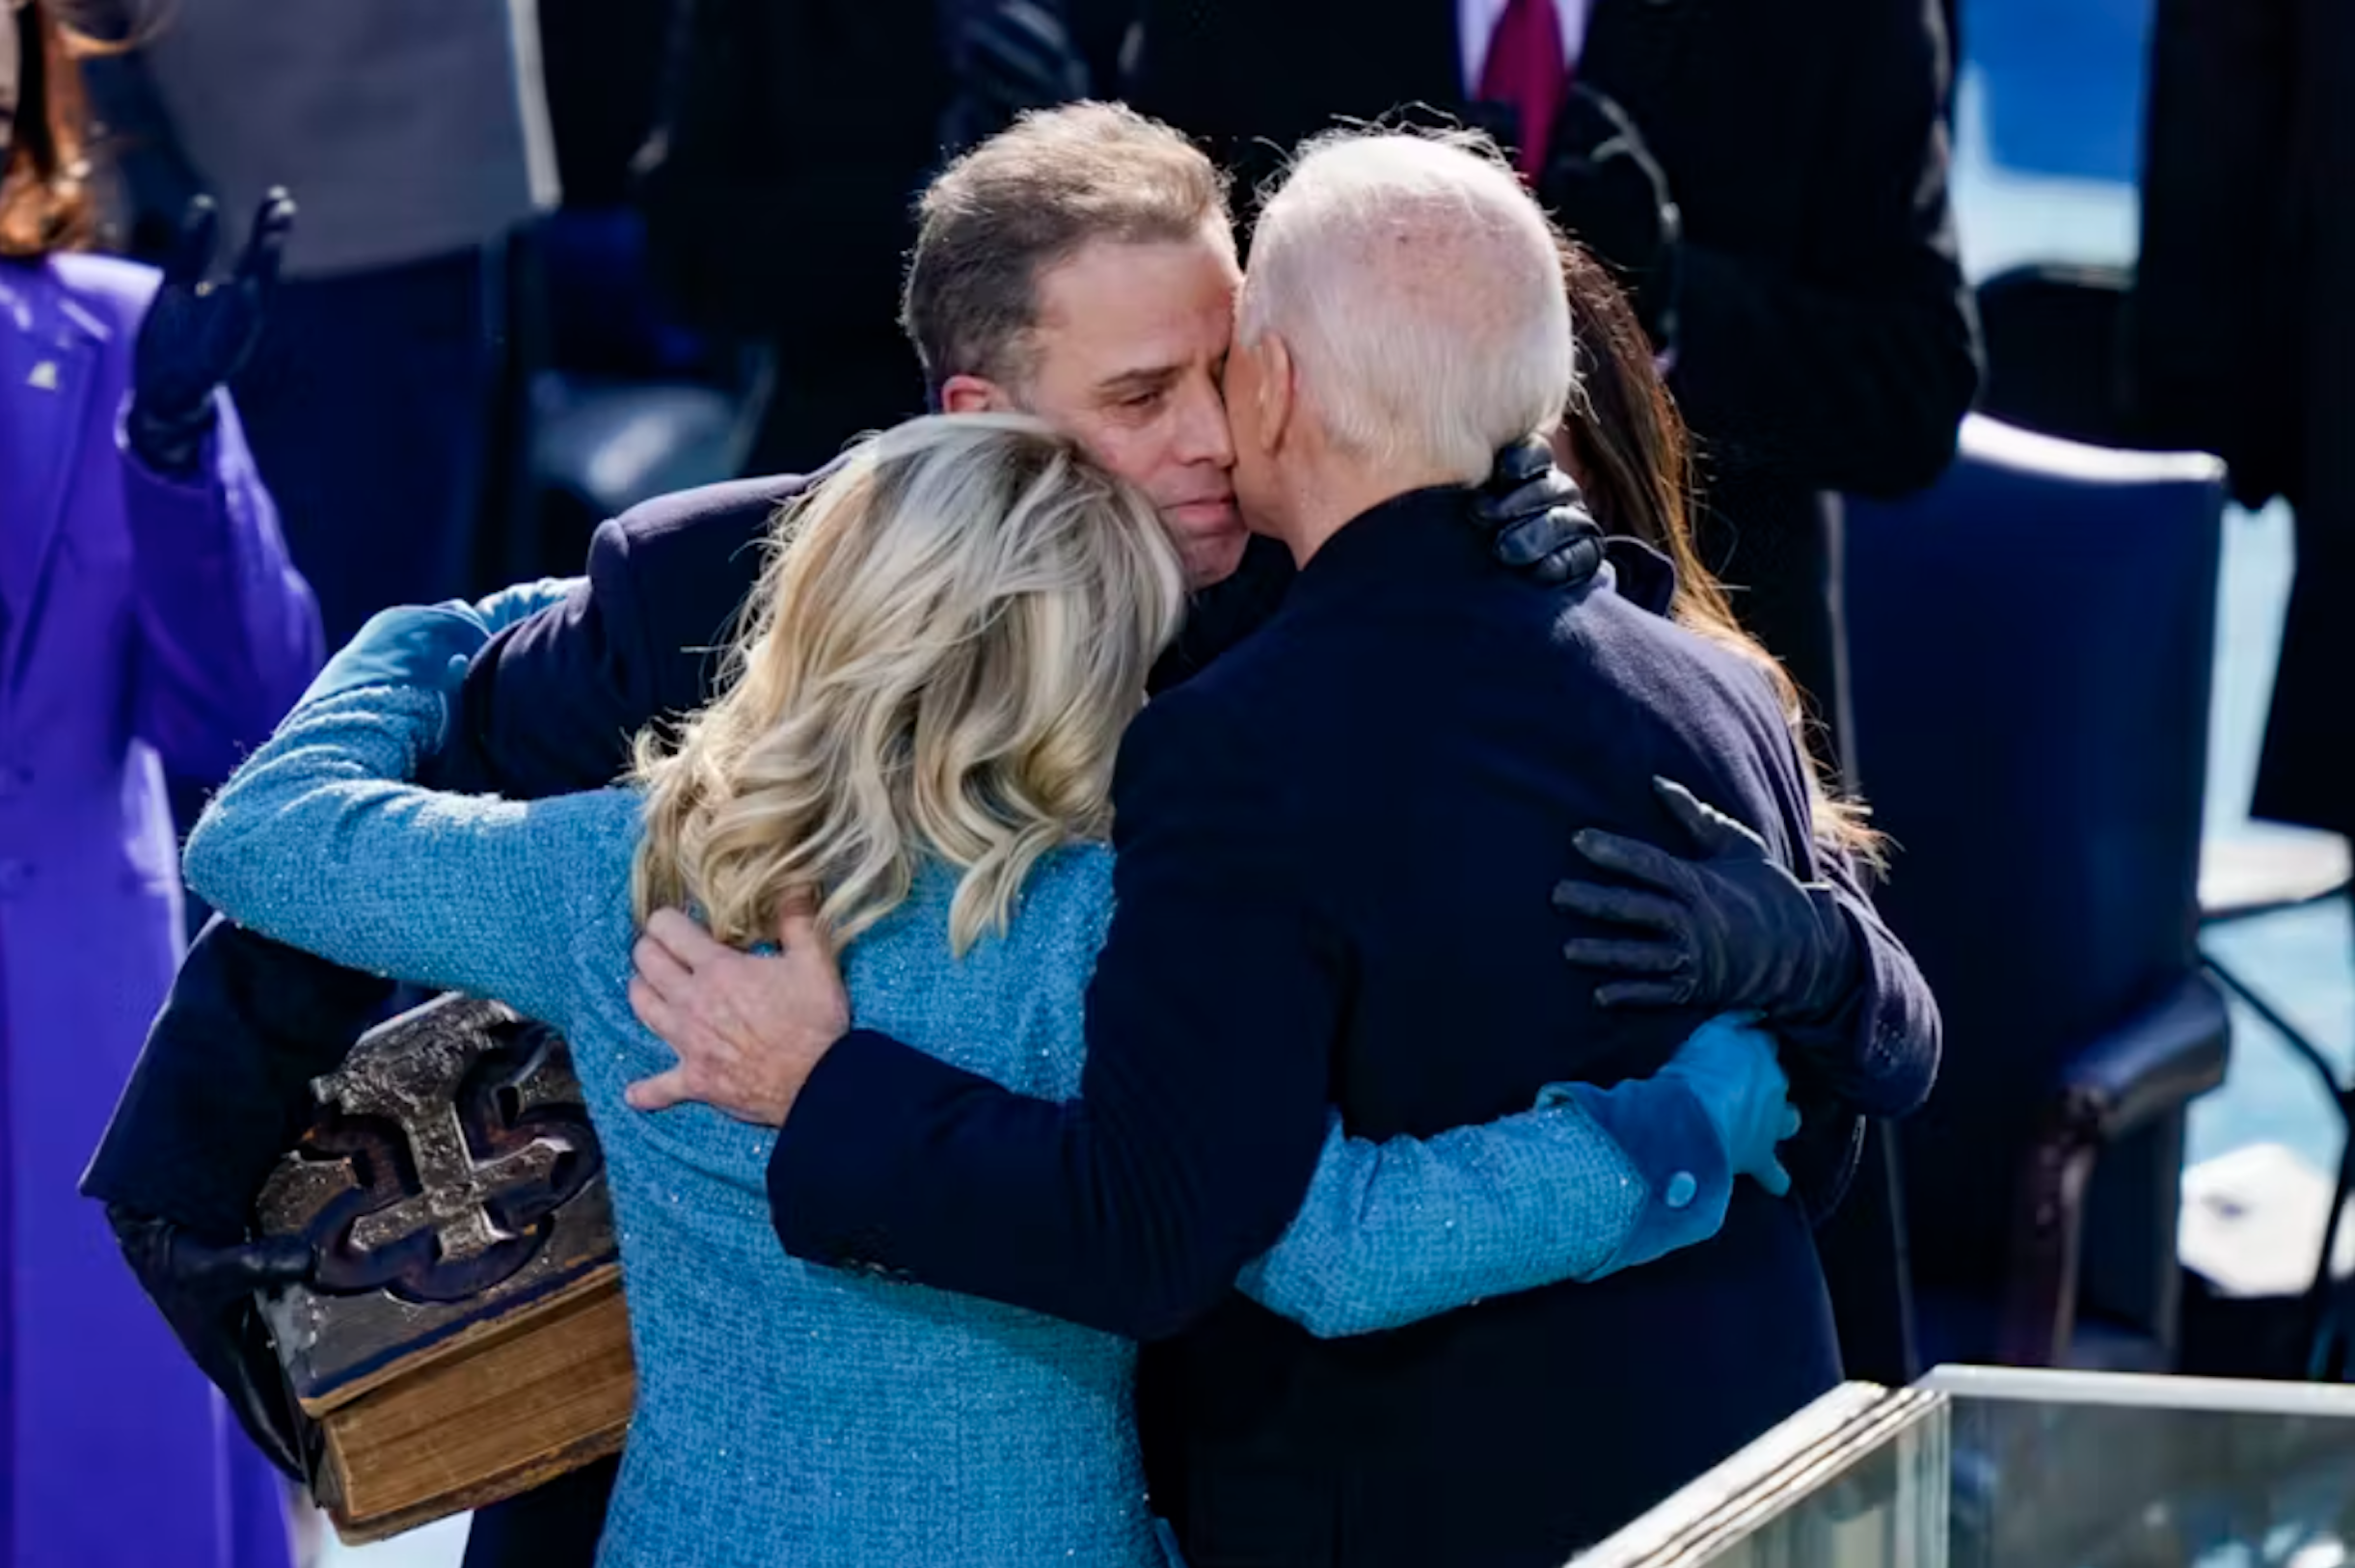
[1478,0,1569,182]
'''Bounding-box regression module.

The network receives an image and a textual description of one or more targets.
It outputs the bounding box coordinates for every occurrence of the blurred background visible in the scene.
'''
[1,0,2346,1558]
[349,1,2355,1557]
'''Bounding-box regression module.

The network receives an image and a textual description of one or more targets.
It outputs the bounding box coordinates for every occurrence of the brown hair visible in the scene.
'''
[1,0,95,258]
[1556,240,1883,865]
[901,100,1231,395]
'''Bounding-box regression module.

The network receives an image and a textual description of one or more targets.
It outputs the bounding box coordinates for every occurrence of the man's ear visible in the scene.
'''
[1256,334,1296,453]
[939,374,1013,415]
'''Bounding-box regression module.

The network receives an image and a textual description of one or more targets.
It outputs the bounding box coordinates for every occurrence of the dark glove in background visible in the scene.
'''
[126,191,294,475]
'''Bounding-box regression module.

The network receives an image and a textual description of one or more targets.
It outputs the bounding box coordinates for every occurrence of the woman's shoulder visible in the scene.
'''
[857,845,1112,987]
[40,252,163,341]
[845,846,1113,1091]
[997,844,1115,961]
[1018,842,1115,916]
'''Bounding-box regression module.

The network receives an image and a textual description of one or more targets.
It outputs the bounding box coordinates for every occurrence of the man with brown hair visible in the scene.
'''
[907,101,1258,590]
[84,101,1601,1568]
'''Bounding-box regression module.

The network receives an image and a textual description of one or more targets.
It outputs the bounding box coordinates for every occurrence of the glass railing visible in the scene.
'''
[1578,1368,2355,1568]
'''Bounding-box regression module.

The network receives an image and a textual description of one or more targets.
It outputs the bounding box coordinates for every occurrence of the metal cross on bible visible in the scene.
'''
[251,991,626,1502]
[257,992,609,1308]
[326,1027,565,1263]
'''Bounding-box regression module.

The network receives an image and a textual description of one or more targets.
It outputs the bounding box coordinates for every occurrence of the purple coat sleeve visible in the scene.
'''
[119,391,324,783]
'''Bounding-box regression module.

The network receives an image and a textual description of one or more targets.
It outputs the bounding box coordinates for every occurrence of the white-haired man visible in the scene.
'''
[701,130,1917,1565]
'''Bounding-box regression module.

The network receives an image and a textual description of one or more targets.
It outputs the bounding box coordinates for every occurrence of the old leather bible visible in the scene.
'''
[253,992,634,1543]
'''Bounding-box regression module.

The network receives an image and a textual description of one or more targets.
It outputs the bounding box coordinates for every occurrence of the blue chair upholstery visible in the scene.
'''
[1845,414,2233,1369]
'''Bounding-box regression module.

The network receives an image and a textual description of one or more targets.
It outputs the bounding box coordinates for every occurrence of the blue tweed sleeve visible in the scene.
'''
[1237,1069,1738,1338]
[182,680,634,1034]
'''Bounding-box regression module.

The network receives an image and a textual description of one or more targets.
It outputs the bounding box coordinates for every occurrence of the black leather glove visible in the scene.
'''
[125,190,294,476]
[1470,436,1607,587]
[1538,87,1681,349]
[940,0,1092,154]
[106,1205,317,1483]
[1554,776,1861,1019]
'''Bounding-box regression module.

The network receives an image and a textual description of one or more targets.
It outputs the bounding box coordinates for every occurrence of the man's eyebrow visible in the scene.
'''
[1096,365,1182,398]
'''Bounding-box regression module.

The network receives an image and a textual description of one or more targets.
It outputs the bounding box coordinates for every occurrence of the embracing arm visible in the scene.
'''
[1775,848,1940,1119]
[181,632,620,1033]
[1557,777,1940,1122]
[767,687,1339,1341]
[1239,1041,1758,1338]
[94,483,766,1227]
[85,523,674,1231]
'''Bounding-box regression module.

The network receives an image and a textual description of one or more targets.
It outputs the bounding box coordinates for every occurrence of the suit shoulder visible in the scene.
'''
[46,252,162,338]
[1605,593,1802,744]
[1128,648,1286,763]
[609,472,807,556]
[589,473,804,633]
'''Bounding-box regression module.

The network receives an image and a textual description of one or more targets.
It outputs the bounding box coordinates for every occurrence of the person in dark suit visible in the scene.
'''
[1123,0,1976,1387]
[87,107,1934,1567]
[1124,0,1980,767]
[2133,0,2354,852]
[630,131,1936,1567]
[634,0,945,473]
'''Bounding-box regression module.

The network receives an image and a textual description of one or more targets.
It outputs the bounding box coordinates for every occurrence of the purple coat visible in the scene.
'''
[0,254,319,1568]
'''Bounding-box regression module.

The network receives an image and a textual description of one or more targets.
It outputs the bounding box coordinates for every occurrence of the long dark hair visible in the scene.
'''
[1,0,95,259]
[1555,240,1881,863]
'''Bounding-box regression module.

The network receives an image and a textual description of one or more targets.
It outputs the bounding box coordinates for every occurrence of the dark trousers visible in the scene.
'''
[230,247,496,648]
[1813,1122,1920,1385]
[460,1453,618,1568]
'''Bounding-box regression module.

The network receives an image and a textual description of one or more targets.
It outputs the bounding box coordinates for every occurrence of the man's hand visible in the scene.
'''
[126,190,295,476]
[625,906,850,1125]
[1471,437,1607,587]
[106,1205,317,1482]
[1554,777,1861,1020]
[1539,88,1681,347]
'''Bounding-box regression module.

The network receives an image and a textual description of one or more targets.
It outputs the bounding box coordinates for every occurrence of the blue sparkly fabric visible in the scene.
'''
[186,681,1727,1566]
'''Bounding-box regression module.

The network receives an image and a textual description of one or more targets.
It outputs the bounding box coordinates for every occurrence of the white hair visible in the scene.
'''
[1237,129,1574,481]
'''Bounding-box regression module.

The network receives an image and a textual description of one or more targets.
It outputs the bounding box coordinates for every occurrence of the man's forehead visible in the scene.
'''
[1032,236,1238,385]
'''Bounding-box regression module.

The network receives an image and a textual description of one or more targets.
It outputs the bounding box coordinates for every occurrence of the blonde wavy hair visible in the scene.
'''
[631,414,1189,956]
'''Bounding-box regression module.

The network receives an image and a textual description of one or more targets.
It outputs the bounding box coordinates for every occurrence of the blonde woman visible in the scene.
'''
[183,414,1796,1567]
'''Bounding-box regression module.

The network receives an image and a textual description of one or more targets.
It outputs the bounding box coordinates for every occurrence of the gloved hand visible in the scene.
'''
[1470,436,1607,587]
[474,576,581,635]
[1537,88,1681,348]
[1555,776,1863,1022]
[295,603,496,726]
[1654,1015,1800,1198]
[941,0,1092,153]
[106,1205,317,1482]
[126,191,295,476]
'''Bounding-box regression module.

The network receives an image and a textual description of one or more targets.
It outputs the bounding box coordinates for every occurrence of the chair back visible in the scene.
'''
[1845,415,2226,1338]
